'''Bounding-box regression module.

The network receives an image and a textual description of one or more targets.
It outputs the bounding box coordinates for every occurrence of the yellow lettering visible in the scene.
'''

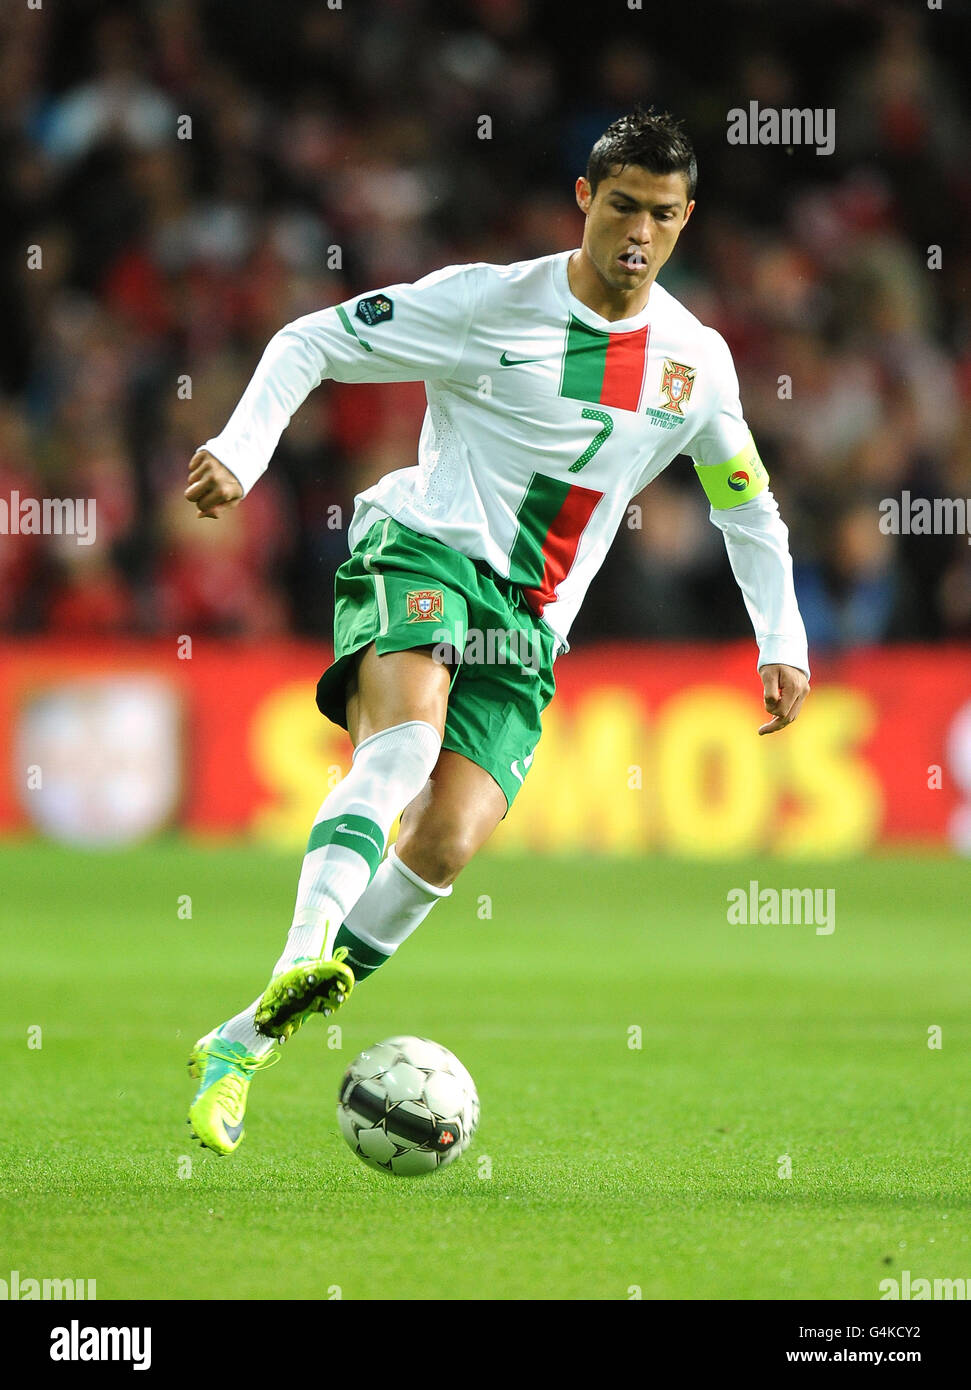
[656,687,771,854]
[495,689,648,852]
[771,687,882,855]
[249,683,353,848]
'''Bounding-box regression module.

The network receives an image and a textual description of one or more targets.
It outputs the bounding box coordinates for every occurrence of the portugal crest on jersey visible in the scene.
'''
[659,360,696,414]
[406,589,445,622]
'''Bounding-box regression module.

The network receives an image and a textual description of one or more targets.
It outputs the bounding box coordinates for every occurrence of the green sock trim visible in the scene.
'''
[306,814,384,879]
[334,924,391,982]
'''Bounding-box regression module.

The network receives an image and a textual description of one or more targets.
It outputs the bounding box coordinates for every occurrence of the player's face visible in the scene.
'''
[576,166,694,293]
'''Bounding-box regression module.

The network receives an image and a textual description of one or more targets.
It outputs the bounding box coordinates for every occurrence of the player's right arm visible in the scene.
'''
[186,264,481,509]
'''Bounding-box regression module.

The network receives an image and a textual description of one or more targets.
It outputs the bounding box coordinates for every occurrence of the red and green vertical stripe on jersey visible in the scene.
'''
[559,314,650,412]
[509,472,603,617]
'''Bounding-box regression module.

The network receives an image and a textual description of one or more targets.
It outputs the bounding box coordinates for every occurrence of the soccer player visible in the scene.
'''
[184,109,810,1154]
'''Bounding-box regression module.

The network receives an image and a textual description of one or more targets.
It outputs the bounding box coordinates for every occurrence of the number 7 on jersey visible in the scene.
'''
[569,407,614,473]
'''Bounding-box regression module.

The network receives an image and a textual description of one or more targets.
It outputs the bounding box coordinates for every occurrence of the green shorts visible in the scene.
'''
[315,516,557,809]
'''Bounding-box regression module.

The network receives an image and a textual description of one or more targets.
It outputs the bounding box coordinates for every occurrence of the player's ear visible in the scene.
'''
[575,176,592,213]
[681,199,696,228]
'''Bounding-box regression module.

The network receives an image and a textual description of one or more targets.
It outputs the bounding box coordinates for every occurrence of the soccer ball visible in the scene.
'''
[337,1035,479,1176]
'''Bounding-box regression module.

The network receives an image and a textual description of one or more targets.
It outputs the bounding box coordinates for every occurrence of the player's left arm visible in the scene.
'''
[689,331,810,736]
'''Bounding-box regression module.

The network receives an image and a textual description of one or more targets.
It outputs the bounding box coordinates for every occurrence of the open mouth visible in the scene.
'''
[617,249,647,271]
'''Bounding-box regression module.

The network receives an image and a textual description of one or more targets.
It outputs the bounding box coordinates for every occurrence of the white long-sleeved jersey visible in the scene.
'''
[201,250,809,674]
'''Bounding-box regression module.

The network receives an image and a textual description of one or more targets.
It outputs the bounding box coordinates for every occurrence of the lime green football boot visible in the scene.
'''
[187,1038,279,1156]
[254,947,355,1043]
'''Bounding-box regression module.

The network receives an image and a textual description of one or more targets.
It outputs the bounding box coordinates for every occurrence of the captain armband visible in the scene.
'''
[693,435,769,509]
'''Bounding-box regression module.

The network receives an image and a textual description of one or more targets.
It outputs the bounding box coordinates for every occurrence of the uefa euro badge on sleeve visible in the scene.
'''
[355,294,394,326]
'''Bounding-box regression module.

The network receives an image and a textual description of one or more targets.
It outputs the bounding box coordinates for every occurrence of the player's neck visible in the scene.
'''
[567,249,653,323]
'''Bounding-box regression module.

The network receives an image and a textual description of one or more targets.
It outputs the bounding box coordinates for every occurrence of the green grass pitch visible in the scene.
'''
[2,842,968,1301]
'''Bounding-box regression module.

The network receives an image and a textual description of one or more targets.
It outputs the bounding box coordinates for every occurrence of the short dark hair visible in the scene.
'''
[586,106,697,202]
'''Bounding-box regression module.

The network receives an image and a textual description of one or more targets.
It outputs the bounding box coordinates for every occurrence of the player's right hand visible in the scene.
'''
[184,449,244,519]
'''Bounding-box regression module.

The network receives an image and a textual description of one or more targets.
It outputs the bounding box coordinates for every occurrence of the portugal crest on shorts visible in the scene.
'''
[659,360,696,415]
[406,589,444,622]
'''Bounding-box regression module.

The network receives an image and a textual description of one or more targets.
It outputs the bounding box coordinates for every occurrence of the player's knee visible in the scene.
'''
[396,823,477,888]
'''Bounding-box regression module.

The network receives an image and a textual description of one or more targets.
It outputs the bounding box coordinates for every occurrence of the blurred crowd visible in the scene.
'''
[1,0,969,649]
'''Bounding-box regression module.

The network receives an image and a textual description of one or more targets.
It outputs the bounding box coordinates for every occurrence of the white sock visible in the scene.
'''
[208,998,275,1058]
[272,719,441,974]
[205,847,451,1057]
[203,724,441,1057]
[205,837,452,1060]
[341,842,452,956]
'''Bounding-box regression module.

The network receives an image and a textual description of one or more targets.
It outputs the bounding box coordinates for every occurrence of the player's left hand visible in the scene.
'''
[757,663,809,735]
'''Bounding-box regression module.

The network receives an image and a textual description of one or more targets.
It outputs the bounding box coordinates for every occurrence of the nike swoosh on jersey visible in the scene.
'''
[499,351,544,366]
